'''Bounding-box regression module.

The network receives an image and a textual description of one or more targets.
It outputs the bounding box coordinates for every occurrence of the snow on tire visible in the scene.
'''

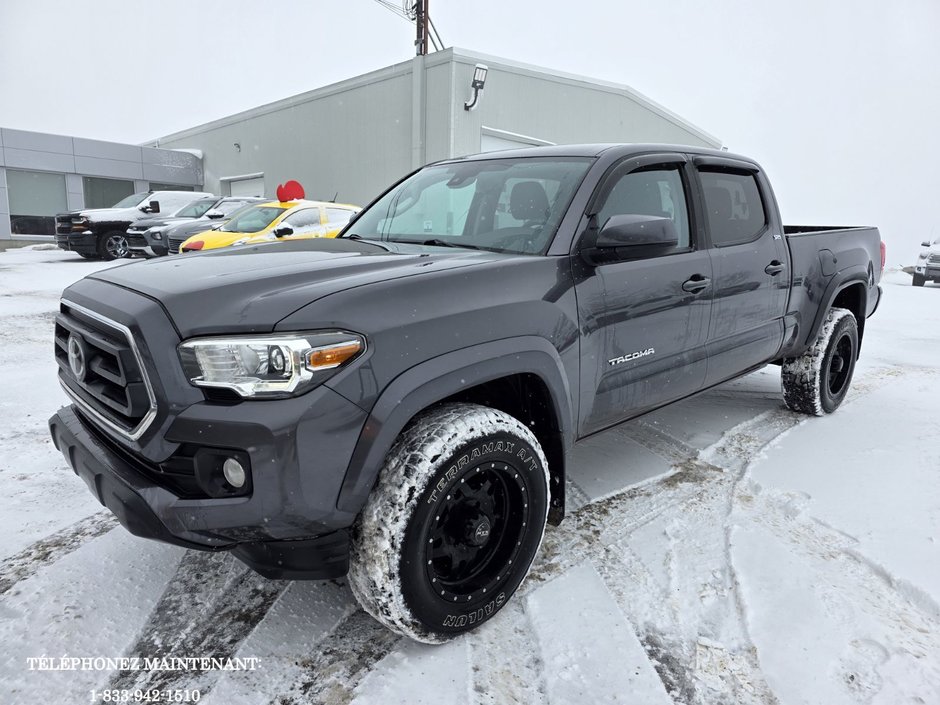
[781,307,858,416]
[348,402,550,643]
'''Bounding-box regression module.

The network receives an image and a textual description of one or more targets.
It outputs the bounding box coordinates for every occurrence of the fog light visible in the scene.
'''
[223,458,246,488]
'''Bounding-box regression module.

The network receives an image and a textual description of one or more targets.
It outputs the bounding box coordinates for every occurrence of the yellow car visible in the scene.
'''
[179,200,360,252]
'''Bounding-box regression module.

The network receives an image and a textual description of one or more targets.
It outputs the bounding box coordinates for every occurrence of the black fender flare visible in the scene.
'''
[803,266,870,349]
[335,336,574,516]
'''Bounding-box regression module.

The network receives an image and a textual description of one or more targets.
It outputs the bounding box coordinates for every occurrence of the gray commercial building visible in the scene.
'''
[1,47,719,240]
[0,129,203,240]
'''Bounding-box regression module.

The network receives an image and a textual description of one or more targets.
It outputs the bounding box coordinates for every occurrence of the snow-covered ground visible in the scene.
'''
[1,246,938,704]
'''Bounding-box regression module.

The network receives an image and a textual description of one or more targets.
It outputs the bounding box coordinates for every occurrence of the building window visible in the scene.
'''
[7,169,68,236]
[149,182,194,192]
[83,176,135,209]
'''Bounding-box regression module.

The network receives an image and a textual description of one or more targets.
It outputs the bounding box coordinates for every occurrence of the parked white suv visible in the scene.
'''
[914,238,940,287]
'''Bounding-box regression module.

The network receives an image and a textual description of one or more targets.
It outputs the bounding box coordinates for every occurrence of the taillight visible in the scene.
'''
[880,240,886,273]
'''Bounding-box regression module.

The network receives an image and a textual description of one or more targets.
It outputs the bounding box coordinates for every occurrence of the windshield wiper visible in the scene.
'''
[420,238,486,250]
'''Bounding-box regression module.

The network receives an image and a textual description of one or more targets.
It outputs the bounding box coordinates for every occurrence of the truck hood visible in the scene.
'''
[63,207,143,223]
[86,238,509,337]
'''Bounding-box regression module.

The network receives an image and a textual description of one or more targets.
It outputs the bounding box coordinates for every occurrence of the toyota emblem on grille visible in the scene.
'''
[67,334,86,382]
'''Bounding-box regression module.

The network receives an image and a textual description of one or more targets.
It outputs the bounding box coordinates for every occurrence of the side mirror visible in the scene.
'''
[205,209,224,219]
[272,223,294,238]
[583,214,678,265]
[596,214,678,249]
[922,241,931,248]
[148,200,161,214]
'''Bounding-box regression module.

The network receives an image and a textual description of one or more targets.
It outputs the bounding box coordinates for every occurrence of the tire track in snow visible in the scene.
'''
[273,610,403,704]
[522,407,802,704]
[0,511,117,595]
[109,551,289,695]
[467,601,548,705]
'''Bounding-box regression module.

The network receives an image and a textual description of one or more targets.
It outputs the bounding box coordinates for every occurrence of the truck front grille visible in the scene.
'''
[54,300,157,441]
[928,253,940,265]
[167,234,186,254]
[55,215,81,235]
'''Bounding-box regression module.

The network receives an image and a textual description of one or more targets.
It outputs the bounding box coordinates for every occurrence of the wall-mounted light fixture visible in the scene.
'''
[463,64,488,111]
[233,142,241,152]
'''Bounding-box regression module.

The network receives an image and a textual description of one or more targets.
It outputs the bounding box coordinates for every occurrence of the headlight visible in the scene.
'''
[178,331,365,398]
[918,252,927,259]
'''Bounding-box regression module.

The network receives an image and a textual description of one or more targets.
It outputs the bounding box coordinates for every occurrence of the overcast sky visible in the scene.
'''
[1,0,938,262]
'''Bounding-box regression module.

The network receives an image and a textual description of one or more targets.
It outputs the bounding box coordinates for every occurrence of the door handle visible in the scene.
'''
[681,275,711,293]
[765,260,786,275]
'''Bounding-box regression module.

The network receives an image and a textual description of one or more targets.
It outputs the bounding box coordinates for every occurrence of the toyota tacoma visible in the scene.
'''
[49,144,883,642]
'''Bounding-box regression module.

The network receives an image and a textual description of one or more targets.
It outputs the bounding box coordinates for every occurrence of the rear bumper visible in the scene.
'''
[49,404,356,579]
[913,264,940,280]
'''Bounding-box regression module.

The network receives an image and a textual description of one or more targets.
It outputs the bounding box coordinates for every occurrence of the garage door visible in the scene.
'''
[228,177,265,198]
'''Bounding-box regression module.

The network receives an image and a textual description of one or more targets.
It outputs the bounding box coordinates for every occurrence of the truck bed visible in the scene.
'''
[781,224,883,357]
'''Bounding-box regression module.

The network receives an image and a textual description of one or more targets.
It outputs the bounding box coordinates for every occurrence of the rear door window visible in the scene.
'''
[699,170,767,246]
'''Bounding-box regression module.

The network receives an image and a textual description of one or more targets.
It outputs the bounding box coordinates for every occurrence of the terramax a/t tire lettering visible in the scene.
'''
[348,403,550,643]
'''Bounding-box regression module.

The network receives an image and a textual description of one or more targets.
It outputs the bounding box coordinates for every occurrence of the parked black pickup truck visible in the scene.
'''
[49,144,882,642]
[55,190,212,260]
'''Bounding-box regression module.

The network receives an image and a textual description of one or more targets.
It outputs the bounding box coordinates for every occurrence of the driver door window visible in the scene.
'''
[596,166,691,250]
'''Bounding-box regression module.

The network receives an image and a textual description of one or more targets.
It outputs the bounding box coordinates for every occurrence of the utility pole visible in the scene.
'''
[415,0,428,55]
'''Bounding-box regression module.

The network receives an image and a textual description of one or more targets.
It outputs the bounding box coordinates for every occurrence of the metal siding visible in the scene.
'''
[1,128,73,154]
[2,147,76,173]
[74,155,144,180]
[424,61,454,163]
[66,173,84,210]
[451,60,719,159]
[158,73,414,206]
[73,137,143,163]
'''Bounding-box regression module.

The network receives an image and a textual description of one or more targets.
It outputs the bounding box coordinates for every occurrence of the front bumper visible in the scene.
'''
[49,382,368,579]
[126,232,168,257]
[55,231,97,255]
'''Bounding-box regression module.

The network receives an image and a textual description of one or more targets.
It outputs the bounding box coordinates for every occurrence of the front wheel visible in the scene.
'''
[348,403,550,643]
[781,307,858,415]
[96,231,128,260]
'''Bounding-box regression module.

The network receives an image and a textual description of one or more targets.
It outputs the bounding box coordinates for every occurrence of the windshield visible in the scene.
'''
[220,206,287,233]
[112,192,151,208]
[217,199,256,216]
[344,157,593,254]
[174,198,215,218]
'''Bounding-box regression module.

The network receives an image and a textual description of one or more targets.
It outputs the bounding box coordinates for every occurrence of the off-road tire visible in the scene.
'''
[348,403,550,643]
[913,273,926,287]
[781,307,858,416]
[96,231,128,261]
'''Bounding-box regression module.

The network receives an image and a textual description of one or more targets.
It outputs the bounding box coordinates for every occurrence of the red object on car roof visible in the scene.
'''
[276,180,305,202]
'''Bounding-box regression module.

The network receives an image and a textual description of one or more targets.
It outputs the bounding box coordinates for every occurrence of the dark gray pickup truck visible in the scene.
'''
[49,144,883,642]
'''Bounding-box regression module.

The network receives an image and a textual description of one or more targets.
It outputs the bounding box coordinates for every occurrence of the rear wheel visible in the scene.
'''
[96,231,128,260]
[913,273,926,287]
[348,403,550,643]
[781,307,858,415]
